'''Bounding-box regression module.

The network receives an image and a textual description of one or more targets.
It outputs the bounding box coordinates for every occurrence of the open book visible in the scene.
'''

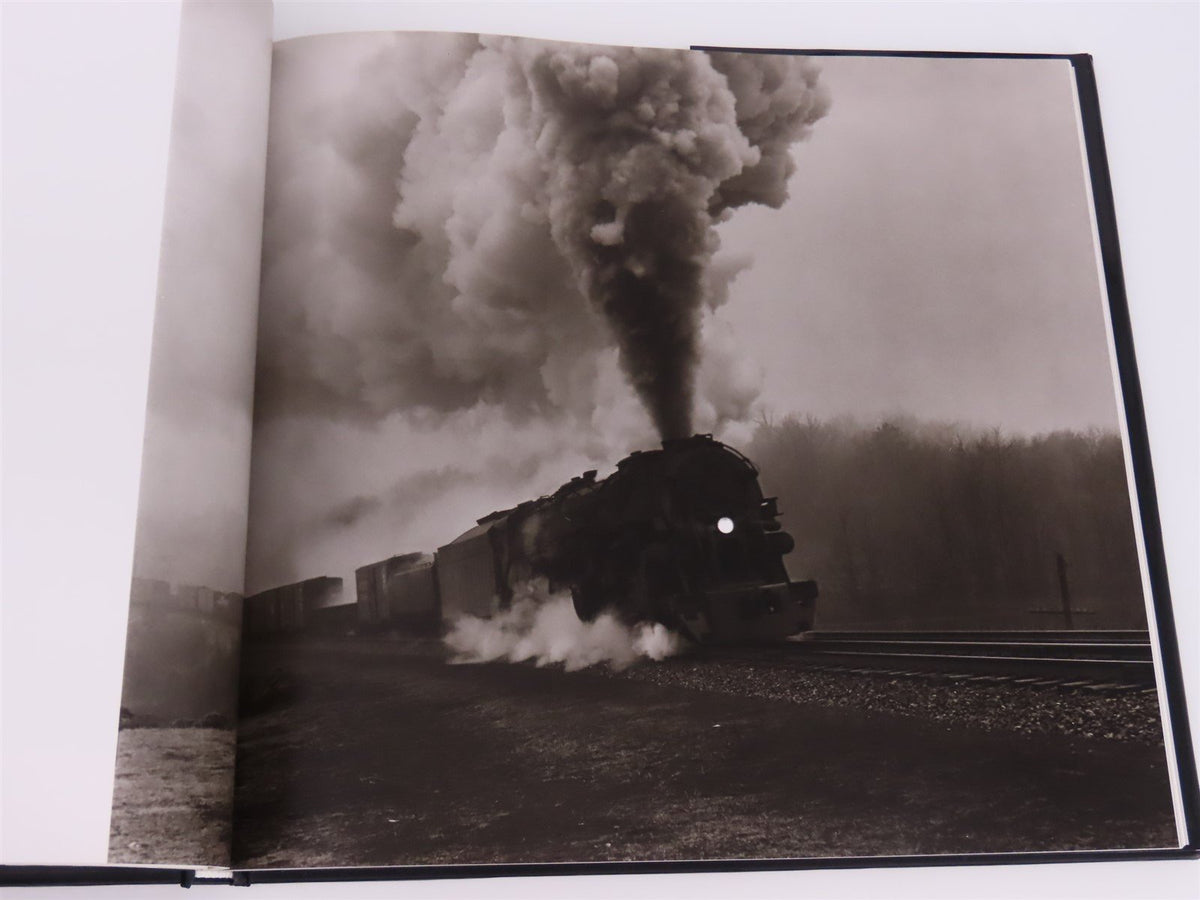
[4,0,1197,888]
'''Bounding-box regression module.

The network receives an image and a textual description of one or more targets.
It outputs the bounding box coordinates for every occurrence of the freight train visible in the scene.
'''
[242,576,345,637]
[245,434,817,644]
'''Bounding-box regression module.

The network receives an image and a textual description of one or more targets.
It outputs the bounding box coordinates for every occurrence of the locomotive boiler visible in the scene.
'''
[436,434,817,643]
[244,436,818,644]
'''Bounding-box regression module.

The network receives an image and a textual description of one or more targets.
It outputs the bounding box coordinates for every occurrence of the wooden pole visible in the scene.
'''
[1055,551,1074,630]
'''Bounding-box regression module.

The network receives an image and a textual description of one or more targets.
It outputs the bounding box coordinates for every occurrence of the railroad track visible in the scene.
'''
[725,630,1159,687]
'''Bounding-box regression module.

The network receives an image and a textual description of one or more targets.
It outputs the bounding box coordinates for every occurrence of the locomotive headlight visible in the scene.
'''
[716,516,735,534]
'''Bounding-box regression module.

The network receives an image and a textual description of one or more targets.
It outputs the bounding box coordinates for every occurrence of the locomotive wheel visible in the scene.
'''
[571,584,604,622]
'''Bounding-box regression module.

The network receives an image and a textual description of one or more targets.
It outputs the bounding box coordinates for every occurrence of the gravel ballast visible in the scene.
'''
[602,652,1166,745]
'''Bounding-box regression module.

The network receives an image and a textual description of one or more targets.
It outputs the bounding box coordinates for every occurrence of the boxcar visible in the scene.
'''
[435,522,503,625]
[308,600,359,636]
[244,576,343,637]
[355,552,440,633]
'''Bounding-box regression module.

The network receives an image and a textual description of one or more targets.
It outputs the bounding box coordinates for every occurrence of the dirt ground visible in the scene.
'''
[232,638,1177,869]
[108,726,235,866]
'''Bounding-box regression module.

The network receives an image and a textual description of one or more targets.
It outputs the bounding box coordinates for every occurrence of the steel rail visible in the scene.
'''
[727,630,1160,686]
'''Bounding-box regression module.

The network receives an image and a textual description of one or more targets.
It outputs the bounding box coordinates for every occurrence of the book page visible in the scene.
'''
[103,0,273,869]
[2,3,1193,893]
[234,30,1186,871]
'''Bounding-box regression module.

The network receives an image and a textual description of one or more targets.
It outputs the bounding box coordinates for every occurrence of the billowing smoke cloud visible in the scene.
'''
[444,579,685,671]
[255,34,827,437]
[246,34,828,592]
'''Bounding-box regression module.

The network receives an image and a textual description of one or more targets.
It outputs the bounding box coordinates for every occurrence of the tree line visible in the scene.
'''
[749,416,1146,630]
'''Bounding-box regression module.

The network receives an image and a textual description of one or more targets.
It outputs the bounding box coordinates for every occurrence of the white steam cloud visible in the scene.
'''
[444,579,686,671]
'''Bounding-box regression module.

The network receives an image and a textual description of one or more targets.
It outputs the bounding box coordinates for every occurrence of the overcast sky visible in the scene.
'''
[242,36,1122,594]
[718,54,1116,434]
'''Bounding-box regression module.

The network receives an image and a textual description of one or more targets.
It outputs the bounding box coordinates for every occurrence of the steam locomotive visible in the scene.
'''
[247,435,818,644]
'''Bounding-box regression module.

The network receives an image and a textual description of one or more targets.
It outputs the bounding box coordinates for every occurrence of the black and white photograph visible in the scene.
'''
[225,32,1181,868]
[6,0,1197,894]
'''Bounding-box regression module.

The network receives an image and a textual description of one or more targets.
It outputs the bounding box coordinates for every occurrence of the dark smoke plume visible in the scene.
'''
[517,44,829,438]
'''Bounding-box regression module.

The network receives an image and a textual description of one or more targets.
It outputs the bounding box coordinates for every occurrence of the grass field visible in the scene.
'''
[108,726,235,866]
